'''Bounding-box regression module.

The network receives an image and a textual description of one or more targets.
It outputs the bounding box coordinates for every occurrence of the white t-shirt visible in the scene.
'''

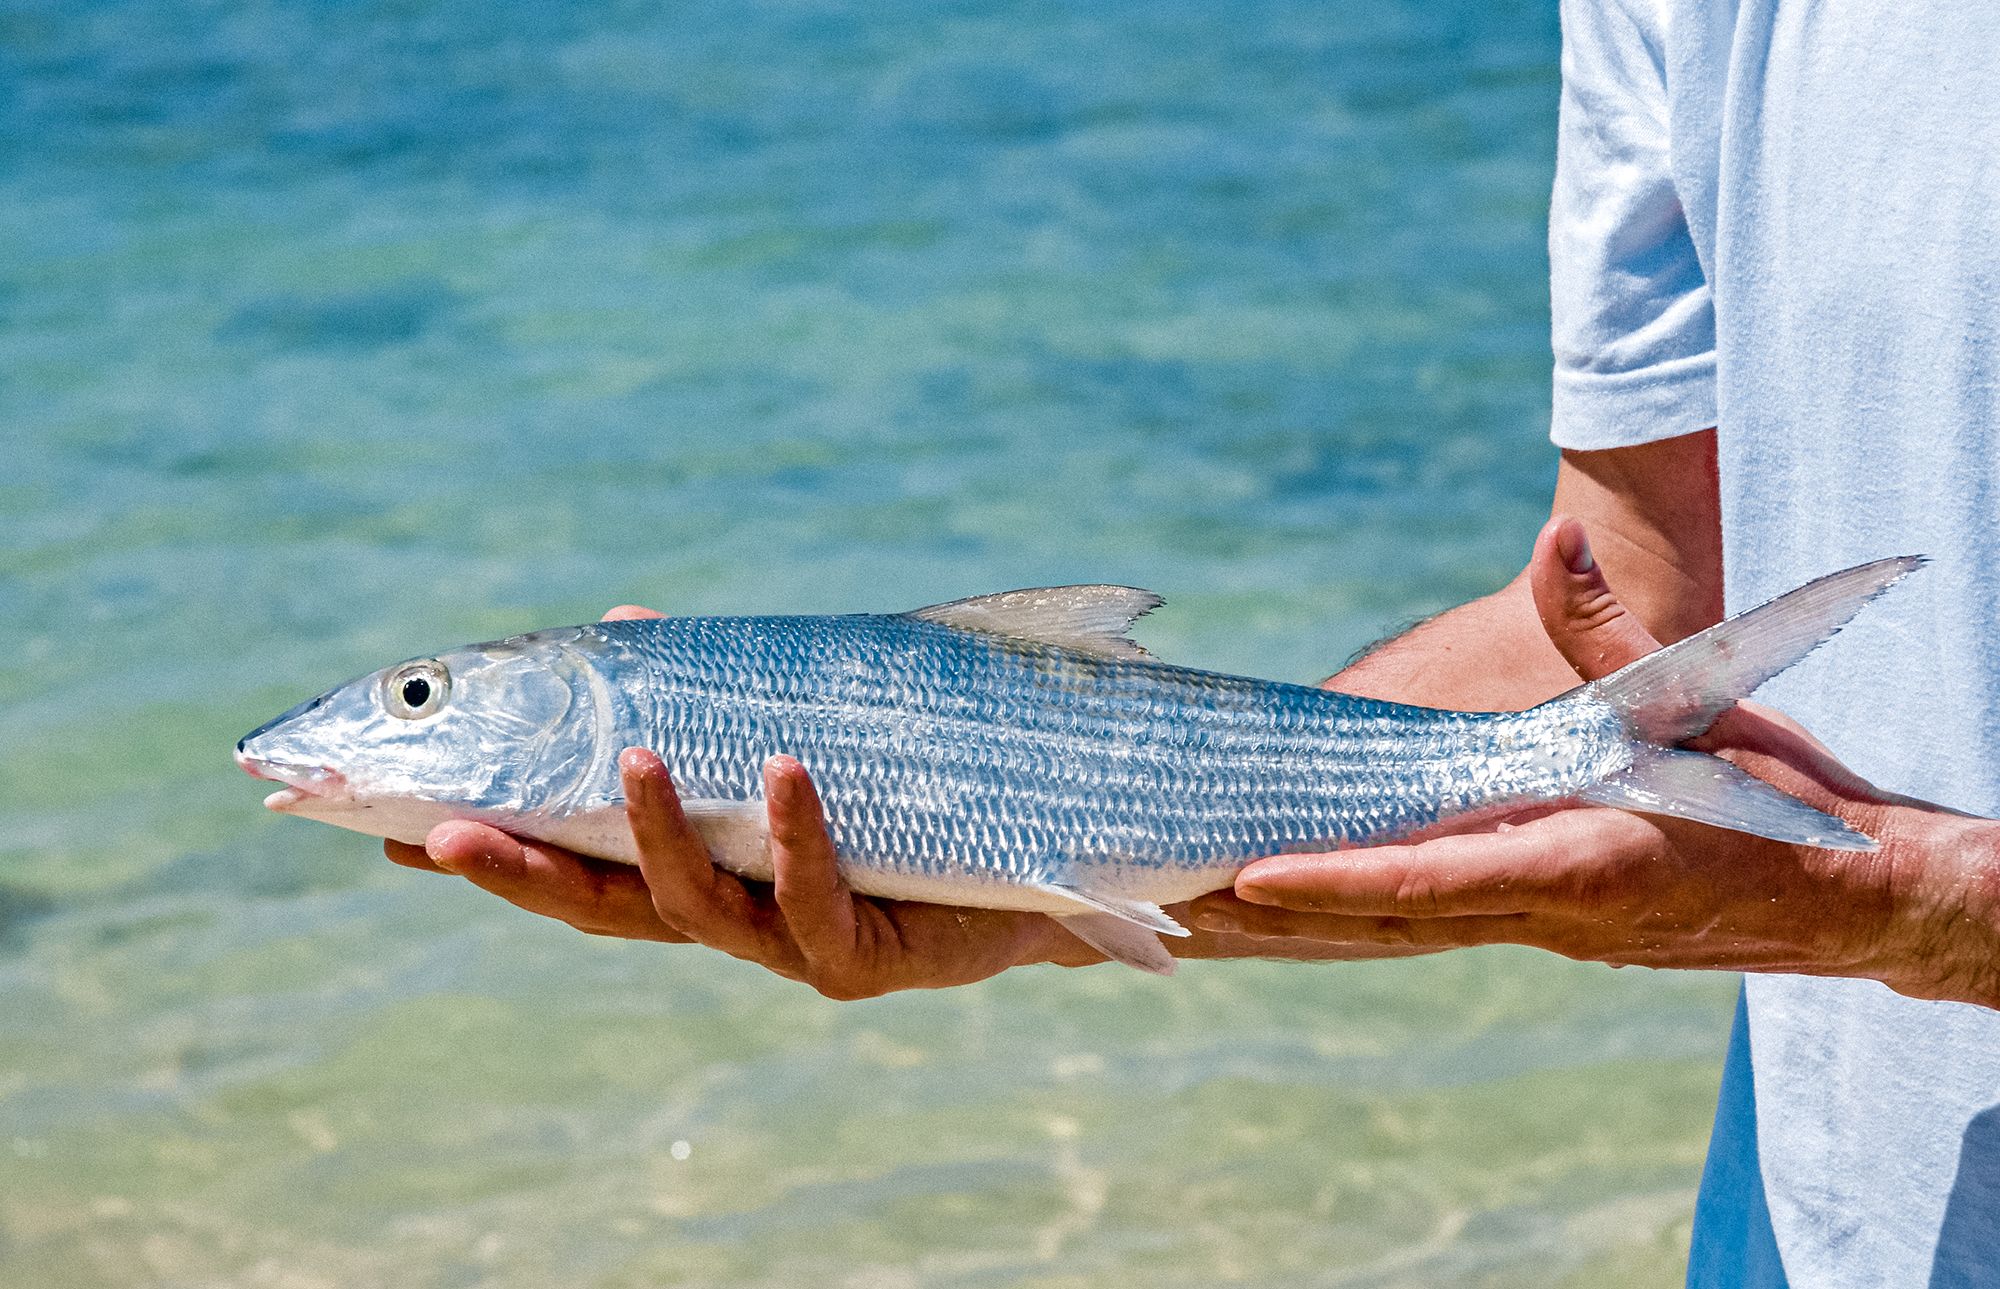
[1547,0,2000,1283]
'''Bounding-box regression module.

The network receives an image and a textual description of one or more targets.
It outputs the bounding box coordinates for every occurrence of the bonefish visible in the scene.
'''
[236,558,1918,973]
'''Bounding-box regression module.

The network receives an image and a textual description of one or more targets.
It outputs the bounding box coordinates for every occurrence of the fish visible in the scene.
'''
[236,557,1920,974]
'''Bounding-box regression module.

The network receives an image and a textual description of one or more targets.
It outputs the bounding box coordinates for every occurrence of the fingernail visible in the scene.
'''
[763,755,803,796]
[1189,907,1236,932]
[1559,523,1595,574]
[429,833,511,877]
[1236,883,1279,906]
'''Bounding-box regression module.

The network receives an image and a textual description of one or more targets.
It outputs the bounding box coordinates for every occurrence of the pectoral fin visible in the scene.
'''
[681,799,774,881]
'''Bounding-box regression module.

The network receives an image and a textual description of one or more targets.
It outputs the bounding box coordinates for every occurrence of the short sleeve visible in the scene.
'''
[1549,0,1717,450]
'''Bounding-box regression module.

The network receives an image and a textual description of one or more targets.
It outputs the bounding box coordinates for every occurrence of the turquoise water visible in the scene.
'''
[0,1,1735,1284]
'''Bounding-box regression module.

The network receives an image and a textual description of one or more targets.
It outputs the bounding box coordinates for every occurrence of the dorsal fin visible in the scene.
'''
[905,585,1164,661]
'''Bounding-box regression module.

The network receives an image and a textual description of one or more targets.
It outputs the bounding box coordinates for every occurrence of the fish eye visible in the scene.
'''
[383,659,451,720]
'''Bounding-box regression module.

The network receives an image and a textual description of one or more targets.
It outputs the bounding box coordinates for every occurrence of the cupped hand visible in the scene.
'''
[1193,517,2000,1009]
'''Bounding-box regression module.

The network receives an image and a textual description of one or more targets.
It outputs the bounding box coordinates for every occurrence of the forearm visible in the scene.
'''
[1328,577,1578,710]
[1332,433,1724,711]
[1860,809,2000,1008]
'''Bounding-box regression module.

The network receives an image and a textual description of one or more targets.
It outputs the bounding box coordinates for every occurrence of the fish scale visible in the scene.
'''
[594,613,1575,879]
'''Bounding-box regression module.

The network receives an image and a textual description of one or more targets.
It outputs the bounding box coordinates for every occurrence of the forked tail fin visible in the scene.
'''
[1569,555,1923,852]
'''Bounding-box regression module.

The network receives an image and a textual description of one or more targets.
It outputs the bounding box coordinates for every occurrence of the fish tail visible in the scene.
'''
[1563,554,1924,852]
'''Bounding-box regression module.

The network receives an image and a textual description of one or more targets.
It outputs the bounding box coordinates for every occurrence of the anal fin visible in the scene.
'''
[1058,913,1177,976]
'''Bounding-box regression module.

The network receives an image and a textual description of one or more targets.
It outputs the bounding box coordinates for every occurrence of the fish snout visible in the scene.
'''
[235,745,274,780]
[234,744,350,809]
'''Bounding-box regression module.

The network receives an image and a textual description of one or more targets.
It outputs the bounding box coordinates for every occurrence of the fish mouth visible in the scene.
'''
[235,750,351,813]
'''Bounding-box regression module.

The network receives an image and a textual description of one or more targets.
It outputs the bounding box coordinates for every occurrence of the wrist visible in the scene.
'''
[1880,813,2000,1009]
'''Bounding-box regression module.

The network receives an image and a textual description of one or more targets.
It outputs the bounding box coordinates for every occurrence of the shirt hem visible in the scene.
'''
[1549,352,1718,450]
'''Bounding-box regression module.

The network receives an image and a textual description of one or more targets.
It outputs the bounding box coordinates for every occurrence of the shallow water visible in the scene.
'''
[0,0,1734,1283]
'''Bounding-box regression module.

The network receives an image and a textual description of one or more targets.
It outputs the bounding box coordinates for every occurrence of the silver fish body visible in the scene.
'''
[506,612,1629,904]
[239,563,1918,971]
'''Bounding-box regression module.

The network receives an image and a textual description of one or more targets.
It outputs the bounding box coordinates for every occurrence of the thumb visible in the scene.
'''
[1530,516,1662,681]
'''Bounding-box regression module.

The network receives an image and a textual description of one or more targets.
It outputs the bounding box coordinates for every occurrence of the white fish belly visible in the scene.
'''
[524,802,1240,913]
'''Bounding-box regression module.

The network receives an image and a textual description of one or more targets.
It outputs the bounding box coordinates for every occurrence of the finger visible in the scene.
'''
[1530,515,1663,681]
[765,756,864,979]
[1233,811,1635,916]
[1188,891,1538,948]
[424,820,689,942]
[602,605,666,621]
[385,839,447,873]
[623,748,806,972]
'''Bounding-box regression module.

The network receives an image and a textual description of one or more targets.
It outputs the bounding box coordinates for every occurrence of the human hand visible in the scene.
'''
[1193,517,2000,1009]
[389,747,1091,997]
